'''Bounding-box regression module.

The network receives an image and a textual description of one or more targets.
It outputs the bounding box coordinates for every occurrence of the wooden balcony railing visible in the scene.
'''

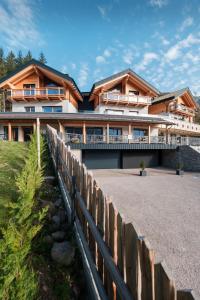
[7,87,65,100]
[101,92,151,106]
[170,104,195,115]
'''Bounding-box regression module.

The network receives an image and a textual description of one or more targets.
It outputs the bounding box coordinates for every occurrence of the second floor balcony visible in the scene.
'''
[101,92,152,106]
[170,103,195,116]
[7,87,66,101]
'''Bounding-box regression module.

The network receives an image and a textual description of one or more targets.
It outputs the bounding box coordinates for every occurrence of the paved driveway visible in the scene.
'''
[92,168,200,297]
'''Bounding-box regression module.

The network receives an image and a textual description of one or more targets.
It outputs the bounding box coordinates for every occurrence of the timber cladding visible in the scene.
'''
[47,124,197,300]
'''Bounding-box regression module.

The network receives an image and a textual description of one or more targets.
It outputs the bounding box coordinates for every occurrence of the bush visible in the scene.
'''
[0,133,47,300]
[139,160,145,170]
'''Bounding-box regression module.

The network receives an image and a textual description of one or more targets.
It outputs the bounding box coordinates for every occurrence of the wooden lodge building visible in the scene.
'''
[0,59,200,168]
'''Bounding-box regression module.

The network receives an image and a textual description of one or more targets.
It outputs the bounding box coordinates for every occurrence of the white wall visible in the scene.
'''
[12,99,77,113]
[95,105,148,115]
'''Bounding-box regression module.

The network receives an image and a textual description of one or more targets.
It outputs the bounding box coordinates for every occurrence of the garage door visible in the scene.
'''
[122,150,159,169]
[82,150,121,169]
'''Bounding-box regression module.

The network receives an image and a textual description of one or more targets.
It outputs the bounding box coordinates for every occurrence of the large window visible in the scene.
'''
[65,127,82,135]
[133,128,148,137]
[109,128,122,136]
[23,84,36,96]
[42,106,62,113]
[25,106,35,112]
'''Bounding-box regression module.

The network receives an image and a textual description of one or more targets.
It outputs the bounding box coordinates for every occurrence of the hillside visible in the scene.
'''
[0,141,27,224]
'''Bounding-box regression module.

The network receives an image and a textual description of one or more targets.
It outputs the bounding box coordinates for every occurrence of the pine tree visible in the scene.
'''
[24,50,32,63]
[16,50,24,66]
[0,48,6,77]
[38,52,47,64]
[5,51,16,73]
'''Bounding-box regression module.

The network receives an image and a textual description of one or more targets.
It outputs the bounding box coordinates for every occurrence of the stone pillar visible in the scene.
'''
[8,123,12,141]
[18,126,24,142]
[106,123,110,144]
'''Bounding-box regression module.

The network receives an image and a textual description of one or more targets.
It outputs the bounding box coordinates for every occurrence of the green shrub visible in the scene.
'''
[139,160,145,170]
[0,133,47,300]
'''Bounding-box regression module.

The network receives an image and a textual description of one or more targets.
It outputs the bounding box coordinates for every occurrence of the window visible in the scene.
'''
[23,84,36,89]
[25,106,35,112]
[106,109,124,115]
[86,127,103,135]
[42,106,62,113]
[65,127,82,135]
[129,110,139,115]
[23,84,36,96]
[129,90,139,95]
[133,128,148,137]
[109,128,122,136]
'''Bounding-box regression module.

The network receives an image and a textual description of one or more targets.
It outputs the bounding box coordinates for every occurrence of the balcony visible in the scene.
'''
[7,87,65,101]
[160,113,200,133]
[64,133,200,146]
[170,104,195,116]
[101,92,151,106]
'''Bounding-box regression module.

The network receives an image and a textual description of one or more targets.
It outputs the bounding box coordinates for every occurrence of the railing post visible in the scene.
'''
[71,175,76,226]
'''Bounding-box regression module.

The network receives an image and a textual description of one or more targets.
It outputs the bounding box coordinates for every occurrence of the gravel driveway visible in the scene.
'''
[92,168,200,297]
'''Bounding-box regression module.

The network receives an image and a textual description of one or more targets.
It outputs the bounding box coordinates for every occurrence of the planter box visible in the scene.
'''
[176,169,184,175]
[140,170,147,176]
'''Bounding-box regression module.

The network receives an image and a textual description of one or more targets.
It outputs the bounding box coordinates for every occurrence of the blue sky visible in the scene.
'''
[0,0,200,94]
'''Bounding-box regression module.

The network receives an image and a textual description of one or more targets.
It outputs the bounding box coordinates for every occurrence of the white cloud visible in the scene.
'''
[96,55,106,64]
[161,36,170,46]
[78,63,89,87]
[104,49,111,57]
[122,49,134,64]
[136,52,159,71]
[164,34,200,61]
[71,63,76,70]
[149,0,168,8]
[179,17,193,32]
[0,0,44,49]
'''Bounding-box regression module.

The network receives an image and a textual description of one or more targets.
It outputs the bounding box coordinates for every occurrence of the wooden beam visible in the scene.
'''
[8,123,12,141]
[106,123,110,144]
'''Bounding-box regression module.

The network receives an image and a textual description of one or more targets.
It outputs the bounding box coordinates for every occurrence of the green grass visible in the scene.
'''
[0,141,27,224]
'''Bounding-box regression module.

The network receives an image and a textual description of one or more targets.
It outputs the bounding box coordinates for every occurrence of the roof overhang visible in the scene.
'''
[0,112,174,125]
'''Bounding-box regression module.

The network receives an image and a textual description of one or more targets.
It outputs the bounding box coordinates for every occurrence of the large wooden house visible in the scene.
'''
[0,60,199,168]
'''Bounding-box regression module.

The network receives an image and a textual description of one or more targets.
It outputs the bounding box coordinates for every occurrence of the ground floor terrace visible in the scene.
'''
[92,167,200,298]
[1,114,200,144]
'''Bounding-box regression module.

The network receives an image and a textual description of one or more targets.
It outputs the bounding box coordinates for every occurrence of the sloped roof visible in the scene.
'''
[90,68,160,95]
[0,112,174,125]
[152,87,196,106]
[0,59,82,99]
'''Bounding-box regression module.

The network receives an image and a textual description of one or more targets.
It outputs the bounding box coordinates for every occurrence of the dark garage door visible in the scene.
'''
[82,150,121,169]
[122,150,159,168]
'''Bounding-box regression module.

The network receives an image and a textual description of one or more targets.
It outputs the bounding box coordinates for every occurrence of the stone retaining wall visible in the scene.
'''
[162,146,200,172]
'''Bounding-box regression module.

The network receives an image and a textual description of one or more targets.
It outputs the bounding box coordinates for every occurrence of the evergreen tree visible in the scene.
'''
[24,50,32,63]
[5,51,16,73]
[0,48,6,77]
[16,50,24,66]
[38,52,47,64]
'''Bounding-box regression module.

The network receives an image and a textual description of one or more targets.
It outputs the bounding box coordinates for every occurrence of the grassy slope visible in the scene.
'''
[0,141,27,224]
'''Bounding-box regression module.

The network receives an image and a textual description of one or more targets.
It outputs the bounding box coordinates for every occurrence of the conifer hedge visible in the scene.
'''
[0,134,47,300]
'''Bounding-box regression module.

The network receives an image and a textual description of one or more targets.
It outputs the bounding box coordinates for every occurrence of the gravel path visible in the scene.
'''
[92,168,200,297]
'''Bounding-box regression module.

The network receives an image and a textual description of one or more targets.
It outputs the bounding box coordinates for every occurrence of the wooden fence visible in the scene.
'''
[47,125,196,300]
